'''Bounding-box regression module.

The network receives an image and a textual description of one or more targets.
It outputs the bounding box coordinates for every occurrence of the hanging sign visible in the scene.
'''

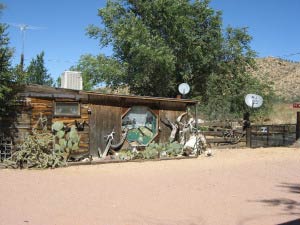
[293,103,300,108]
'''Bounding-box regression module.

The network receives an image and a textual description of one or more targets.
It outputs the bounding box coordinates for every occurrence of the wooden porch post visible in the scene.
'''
[246,127,251,148]
[296,112,300,140]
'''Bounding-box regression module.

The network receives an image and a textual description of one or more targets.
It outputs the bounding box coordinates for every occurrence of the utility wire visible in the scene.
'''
[278,52,300,58]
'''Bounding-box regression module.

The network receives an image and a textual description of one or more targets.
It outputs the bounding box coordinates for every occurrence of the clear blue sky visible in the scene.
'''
[2,0,300,81]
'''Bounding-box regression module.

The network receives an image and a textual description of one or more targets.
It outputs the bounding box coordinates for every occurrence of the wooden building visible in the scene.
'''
[0,85,197,158]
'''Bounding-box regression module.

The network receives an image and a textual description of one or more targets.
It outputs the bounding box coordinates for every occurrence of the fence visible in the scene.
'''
[247,124,296,148]
[200,121,245,146]
[0,134,13,162]
[201,121,296,148]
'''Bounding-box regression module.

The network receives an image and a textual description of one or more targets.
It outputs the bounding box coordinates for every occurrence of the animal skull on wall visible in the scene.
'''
[75,120,89,131]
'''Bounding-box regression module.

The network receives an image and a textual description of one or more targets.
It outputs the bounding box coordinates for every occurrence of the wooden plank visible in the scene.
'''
[206,137,246,144]
[31,105,52,109]
[32,111,52,116]
[121,107,130,116]
[30,98,52,104]
[30,101,51,106]
[22,92,82,100]
[52,118,80,124]
[202,131,224,137]
[78,143,89,148]
[89,105,122,157]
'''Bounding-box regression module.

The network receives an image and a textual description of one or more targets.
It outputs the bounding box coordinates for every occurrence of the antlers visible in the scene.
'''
[75,120,89,131]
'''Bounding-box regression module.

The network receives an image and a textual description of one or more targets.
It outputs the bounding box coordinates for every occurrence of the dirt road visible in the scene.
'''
[0,147,299,225]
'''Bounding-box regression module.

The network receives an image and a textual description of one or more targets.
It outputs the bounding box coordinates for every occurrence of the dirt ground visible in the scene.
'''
[0,147,300,225]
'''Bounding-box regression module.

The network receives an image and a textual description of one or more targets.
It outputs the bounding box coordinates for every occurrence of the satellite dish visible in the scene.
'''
[245,94,263,108]
[178,83,190,95]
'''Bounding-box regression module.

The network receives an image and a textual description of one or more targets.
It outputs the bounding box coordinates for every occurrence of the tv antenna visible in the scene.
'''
[9,23,45,70]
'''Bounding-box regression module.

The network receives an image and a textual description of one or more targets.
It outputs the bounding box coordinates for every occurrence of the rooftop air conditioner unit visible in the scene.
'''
[60,71,83,90]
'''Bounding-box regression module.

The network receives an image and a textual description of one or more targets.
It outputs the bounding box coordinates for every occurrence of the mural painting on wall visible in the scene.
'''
[122,106,157,146]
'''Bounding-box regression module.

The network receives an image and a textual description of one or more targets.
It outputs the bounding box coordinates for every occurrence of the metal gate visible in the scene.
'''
[249,124,296,148]
[0,134,13,161]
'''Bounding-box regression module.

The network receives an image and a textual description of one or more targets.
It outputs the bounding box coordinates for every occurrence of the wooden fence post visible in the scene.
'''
[296,112,300,140]
[246,127,251,148]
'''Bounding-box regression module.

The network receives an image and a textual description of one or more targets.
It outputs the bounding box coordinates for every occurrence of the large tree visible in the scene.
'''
[82,0,272,119]
[26,51,53,86]
[202,27,273,119]
[87,0,225,97]
[70,54,126,91]
[0,4,18,117]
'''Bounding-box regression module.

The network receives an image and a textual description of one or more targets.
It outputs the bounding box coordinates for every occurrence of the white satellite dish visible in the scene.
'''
[245,94,263,108]
[178,83,190,95]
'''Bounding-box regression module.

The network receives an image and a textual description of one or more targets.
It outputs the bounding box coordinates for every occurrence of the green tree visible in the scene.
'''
[88,0,222,96]
[0,4,18,117]
[83,0,272,119]
[26,51,53,86]
[202,27,274,119]
[55,76,61,88]
[71,54,126,91]
[12,63,27,84]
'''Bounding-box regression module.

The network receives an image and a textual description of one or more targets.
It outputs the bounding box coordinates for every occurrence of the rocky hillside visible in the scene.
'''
[252,57,300,101]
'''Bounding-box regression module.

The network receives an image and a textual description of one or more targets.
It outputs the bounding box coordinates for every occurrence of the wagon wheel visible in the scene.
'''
[223,130,232,142]
[230,131,242,144]
[223,130,242,144]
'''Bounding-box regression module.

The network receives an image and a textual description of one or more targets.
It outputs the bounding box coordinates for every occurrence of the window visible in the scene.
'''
[54,102,80,117]
[122,106,158,146]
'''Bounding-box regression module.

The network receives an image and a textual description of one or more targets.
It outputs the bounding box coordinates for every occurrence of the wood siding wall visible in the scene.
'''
[24,97,89,154]
[3,95,192,156]
[0,100,31,148]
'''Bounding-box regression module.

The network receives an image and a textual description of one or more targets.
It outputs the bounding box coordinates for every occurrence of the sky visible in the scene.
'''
[1,0,300,81]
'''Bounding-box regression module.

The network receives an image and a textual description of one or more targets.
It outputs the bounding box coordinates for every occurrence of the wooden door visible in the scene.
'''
[89,105,122,157]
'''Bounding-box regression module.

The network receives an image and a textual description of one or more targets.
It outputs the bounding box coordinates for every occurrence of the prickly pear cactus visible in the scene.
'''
[4,120,82,169]
[52,121,64,132]
[4,120,66,168]
[52,122,81,162]
[56,130,65,139]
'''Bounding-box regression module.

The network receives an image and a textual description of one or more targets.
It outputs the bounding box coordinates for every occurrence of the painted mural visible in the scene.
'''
[122,106,157,145]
